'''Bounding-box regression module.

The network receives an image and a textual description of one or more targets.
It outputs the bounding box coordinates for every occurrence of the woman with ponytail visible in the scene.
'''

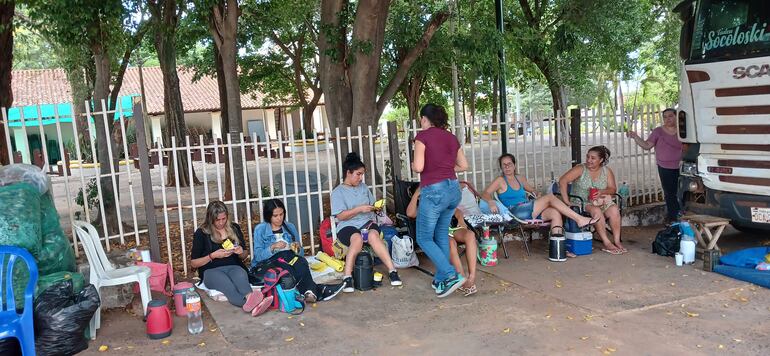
[412,103,469,298]
[558,145,625,255]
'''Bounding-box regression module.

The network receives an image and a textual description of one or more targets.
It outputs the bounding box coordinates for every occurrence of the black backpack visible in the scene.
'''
[652,224,681,257]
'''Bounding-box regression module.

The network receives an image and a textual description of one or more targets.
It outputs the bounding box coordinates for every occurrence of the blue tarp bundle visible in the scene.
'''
[713,247,770,289]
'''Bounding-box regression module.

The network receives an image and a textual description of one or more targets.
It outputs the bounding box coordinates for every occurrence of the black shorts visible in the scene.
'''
[337,222,381,246]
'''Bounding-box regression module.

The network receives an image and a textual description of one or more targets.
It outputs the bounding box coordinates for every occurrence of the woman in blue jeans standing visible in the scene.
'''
[412,103,469,298]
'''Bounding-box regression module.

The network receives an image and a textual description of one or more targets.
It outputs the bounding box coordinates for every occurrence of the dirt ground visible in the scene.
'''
[79,224,770,355]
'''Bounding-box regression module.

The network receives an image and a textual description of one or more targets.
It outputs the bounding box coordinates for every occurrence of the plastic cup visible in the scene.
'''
[140,250,151,262]
[361,229,369,243]
[675,252,683,266]
[589,187,599,201]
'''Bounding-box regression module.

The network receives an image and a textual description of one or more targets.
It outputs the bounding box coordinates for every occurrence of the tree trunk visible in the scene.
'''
[319,0,449,180]
[318,0,352,131]
[544,77,570,146]
[210,0,247,203]
[400,72,425,126]
[0,0,14,165]
[300,90,322,138]
[151,0,198,187]
[91,42,120,234]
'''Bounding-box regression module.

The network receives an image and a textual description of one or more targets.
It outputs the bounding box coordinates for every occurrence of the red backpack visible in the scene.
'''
[319,217,335,256]
[261,267,287,310]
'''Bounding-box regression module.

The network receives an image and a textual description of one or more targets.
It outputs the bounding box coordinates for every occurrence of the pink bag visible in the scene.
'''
[134,261,174,296]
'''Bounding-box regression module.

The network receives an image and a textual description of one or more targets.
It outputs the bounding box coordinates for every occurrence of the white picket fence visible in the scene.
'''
[2,101,666,274]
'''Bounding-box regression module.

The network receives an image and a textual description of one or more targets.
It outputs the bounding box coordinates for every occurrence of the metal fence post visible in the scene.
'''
[132,100,161,262]
[570,108,582,167]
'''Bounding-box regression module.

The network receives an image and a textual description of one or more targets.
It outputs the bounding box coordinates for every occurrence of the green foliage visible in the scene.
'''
[239,0,321,108]
[75,178,100,219]
[503,0,659,114]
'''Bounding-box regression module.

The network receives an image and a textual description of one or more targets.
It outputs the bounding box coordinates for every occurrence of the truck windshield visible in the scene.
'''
[689,0,770,62]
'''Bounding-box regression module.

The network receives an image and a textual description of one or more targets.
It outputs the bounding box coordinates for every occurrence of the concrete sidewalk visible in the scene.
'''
[200,225,770,355]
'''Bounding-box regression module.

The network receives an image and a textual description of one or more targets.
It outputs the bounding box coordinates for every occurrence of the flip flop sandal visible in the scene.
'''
[579,217,601,229]
[251,296,273,317]
[567,251,577,258]
[601,248,623,255]
[242,291,264,312]
[459,284,478,297]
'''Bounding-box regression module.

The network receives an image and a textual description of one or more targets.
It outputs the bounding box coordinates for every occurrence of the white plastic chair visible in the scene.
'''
[72,220,152,340]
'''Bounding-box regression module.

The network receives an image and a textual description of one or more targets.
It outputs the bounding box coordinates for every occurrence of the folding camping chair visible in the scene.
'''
[461,182,552,257]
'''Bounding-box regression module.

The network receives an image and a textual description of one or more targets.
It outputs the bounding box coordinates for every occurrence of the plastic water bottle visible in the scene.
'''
[618,182,630,205]
[678,221,696,265]
[186,288,203,334]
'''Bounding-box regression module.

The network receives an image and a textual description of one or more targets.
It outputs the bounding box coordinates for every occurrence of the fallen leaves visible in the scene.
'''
[285,337,295,342]
[503,328,511,334]
[98,345,109,352]
[197,342,206,347]
[684,311,700,318]
[580,336,590,340]
[161,340,170,345]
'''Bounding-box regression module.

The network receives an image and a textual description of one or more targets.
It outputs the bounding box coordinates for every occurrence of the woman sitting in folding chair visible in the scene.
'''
[559,145,625,255]
[406,183,479,296]
[479,153,598,236]
[331,152,402,293]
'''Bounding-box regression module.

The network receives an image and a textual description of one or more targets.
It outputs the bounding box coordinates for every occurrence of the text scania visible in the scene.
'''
[733,64,770,79]
[704,23,768,52]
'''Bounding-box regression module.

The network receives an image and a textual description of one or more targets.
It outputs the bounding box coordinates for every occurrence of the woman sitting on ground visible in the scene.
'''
[406,183,479,296]
[331,152,402,292]
[252,199,344,302]
[480,153,598,231]
[558,145,624,255]
[191,201,271,316]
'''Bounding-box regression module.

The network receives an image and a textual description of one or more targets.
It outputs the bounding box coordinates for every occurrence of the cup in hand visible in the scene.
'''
[589,187,599,201]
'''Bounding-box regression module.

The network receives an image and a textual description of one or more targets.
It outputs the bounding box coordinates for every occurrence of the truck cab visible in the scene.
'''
[675,0,770,231]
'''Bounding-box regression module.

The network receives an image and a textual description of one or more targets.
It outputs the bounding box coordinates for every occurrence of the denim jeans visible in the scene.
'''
[658,166,681,220]
[416,179,461,283]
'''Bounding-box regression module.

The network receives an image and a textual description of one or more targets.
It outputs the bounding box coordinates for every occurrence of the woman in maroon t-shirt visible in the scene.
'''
[412,103,469,298]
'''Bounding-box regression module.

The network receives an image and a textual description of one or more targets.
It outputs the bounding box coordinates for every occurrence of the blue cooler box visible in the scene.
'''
[565,231,593,255]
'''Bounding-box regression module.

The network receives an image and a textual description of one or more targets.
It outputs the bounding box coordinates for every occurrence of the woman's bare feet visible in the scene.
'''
[614,241,627,253]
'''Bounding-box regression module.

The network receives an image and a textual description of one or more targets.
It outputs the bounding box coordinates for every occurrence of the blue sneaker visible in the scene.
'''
[436,274,465,298]
[431,280,439,293]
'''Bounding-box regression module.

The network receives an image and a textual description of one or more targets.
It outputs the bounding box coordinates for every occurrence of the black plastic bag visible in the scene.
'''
[34,281,101,356]
[652,224,681,257]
